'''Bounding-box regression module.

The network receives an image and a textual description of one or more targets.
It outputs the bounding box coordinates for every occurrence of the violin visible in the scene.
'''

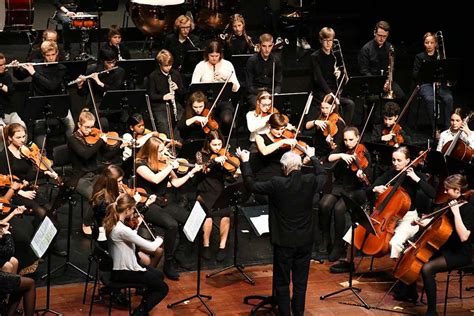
[124,213,140,230]
[348,144,370,186]
[84,127,123,146]
[382,123,404,147]
[0,197,26,215]
[321,112,339,138]
[120,183,148,204]
[210,148,240,173]
[274,129,309,156]
[134,130,183,149]
[0,174,22,189]
[261,107,279,118]
[19,143,62,185]
[197,108,220,134]
[157,157,197,175]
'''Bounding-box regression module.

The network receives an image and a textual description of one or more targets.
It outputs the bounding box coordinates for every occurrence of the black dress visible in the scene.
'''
[0,234,21,294]
[250,133,287,181]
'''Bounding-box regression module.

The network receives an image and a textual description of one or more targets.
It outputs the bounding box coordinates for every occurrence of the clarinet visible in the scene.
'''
[168,74,178,121]
[116,44,123,61]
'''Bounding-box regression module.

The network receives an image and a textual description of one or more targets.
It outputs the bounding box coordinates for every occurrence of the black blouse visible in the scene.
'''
[135,160,167,197]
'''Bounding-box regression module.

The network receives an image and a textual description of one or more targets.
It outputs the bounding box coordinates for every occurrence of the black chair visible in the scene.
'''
[85,224,148,316]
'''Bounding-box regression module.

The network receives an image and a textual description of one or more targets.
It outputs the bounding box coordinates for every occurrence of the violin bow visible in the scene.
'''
[223,101,241,156]
[165,94,177,158]
[390,85,420,134]
[32,136,48,187]
[385,147,430,187]
[354,103,375,151]
[86,79,103,132]
[294,92,313,139]
[271,60,275,114]
[1,126,14,185]
[145,94,158,133]
[205,71,233,121]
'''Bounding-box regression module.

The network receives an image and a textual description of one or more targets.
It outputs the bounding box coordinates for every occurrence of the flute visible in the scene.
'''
[67,66,118,86]
[5,61,59,68]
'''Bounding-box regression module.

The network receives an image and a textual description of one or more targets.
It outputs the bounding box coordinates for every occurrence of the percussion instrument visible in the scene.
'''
[70,14,98,30]
[1,0,34,31]
[195,0,239,30]
[127,0,184,37]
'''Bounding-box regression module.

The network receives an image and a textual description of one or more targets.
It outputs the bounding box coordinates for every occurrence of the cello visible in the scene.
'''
[441,112,474,162]
[353,149,430,257]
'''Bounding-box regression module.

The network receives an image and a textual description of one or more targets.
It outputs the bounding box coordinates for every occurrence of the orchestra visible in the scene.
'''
[0,3,473,316]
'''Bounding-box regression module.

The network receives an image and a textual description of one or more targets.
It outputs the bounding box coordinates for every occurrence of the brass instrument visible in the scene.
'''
[331,39,349,84]
[168,74,178,121]
[382,45,396,100]
[67,66,118,86]
[435,30,446,60]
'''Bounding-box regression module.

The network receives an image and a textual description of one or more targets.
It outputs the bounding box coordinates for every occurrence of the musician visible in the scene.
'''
[413,32,453,131]
[177,91,211,142]
[246,89,272,142]
[436,108,474,152]
[419,174,474,316]
[223,14,255,56]
[195,131,234,262]
[245,33,283,106]
[311,27,355,124]
[103,193,168,315]
[148,49,184,136]
[319,127,371,261]
[191,40,240,129]
[237,146,327,316]
[105,25,131,61]
[53,0,86,58]
[358,21,405,114]
[371,101,411,146]
[304,93,345,159]
[76,48,125,109]
[0,54,25,131]
[163,15,201,71]
[135,136,202,280]
[27,29,66,62]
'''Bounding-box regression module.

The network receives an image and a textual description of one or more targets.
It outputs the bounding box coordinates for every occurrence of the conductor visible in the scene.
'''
[236,147,327,316]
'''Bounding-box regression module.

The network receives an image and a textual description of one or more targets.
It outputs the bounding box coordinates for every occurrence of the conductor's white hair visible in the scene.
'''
[280,152,302,175]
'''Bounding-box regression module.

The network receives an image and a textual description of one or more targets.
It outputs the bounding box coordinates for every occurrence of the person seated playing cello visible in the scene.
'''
[437,107,474,154]
[371,101,411,147]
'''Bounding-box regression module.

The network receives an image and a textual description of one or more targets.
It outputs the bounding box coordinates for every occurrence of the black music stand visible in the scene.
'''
[231,54,253,84]
[320,192,376,309]
[273,92,309,122]
[117,58,156,90]
[100,89,147,118]
[417,58,460,139]
[345,75,385,125]
[179,138,205,161]
[61,60,88,84]
[167,202,214,316]
[181,50,205,75]
[189,82,234,104]
[206,182,254,284]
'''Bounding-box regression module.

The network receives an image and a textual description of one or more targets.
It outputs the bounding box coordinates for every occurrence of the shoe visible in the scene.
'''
[163,259,180,281]
[202,246,211,260]
[299,37,311,50]
[393,283,418,303]
[52,243,67,257]
[175,253,193,270]
[216,248,226,262]
[328,245,345,262]
[393,292,418,303]
[329,261,354,274]
[110,290,129,307]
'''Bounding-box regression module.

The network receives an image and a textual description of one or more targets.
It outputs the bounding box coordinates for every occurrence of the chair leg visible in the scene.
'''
[459,270,463,299]
[89,268,99,316]
[369,256,375,272]
[108,289,113,316]
[82,255,94,304]
[420,285,425,304]
[128,288,132,316]
[444,271,451,316]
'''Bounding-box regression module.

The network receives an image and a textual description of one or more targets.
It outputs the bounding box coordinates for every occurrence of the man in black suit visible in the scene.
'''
[237,147,327,316]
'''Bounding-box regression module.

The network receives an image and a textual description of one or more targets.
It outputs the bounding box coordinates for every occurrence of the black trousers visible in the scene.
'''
[273,243,313,316]
[111,266,168,312]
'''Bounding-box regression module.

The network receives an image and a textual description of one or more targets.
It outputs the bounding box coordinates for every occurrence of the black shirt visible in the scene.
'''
[311,49,337,100]
[163,33,201,70]
[371,123,412,145]
[226,34,253,56]
[105,42,131,61]
[148,68,184,106]
[358,39,391,76]
[245,53,282,95]
[0,149,36,181]
[135,160,167,197]
[177,115,206,141]
[329,145,372,193]
[412,51,437,83]
[77,64,125,106]
[0,71,15,116]
[67,131,104,176]
[54,0,78,10]
[13,62,67,96]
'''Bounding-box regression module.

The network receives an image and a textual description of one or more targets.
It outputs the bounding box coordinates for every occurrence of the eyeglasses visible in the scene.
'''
[81,124,94,129]
[180,26,191,30]
[375,33,388,39]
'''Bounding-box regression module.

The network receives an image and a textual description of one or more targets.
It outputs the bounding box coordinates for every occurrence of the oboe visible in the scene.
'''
[116,44,123,61]
[67,66,118,86]
[168,75,178,121]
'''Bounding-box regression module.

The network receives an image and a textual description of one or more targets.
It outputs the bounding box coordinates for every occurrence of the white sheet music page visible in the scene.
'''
[30,216,58,258]
[183,201,207,242]
[251,214,269,236]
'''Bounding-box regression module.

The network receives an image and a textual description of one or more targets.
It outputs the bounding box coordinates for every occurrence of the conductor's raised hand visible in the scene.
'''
[236,147,250,162]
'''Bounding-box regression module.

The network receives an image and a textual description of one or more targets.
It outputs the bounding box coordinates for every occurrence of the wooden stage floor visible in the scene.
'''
[36,258,474,315]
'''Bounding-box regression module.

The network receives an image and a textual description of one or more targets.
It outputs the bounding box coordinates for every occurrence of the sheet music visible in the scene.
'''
[250,214,269,236]
[30,216,58,258]
[183,201,206,242]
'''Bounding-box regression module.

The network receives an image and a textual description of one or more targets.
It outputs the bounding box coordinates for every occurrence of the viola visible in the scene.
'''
[348,144,370,186]
[84,127,123,146]
[120,184,148,204]
[197,108,220,134]
[210,148,240,173]
[382,123,404,147]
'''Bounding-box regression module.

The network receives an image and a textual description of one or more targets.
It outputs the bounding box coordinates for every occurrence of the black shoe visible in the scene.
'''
[52,244,67,257]
[328,246,345,262]
[329,261,354,274]
[393,282,418,303]
[216,248,226,262]
[424,311,438,316]
[175,253,193,270]
[202,246,211,260]
[163,260,180,281]
[110,290,129,307]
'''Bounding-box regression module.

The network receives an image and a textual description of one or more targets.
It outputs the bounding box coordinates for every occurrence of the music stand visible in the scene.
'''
[181,50,205,75]
[345,75,385,125]
[100,89,147,117]
[231,54,253,84]
[117,58,156,90]
[61,60,88,84]
[179,138,205,161]
[445,156,474,188]
[272,92,309,122]
[206,182,255,284]
[417,58,460,139]
[189,82,234,104]
[320,192,376,309]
